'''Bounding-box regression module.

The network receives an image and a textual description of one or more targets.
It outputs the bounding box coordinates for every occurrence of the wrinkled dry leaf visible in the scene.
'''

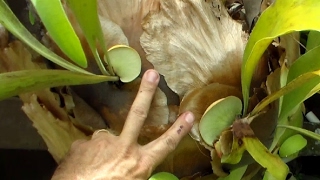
[141,0,246,97]
[0,41,71,121]
[0,40,95,163]
[180,83,242,141]
[22,94,87,162]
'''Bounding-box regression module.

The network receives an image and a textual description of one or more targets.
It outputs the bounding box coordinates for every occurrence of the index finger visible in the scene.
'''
[120,69,160,143]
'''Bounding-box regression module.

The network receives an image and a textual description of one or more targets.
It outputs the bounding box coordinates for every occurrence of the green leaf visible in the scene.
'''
[279,134,307,157]
[149,172,179,180]
[107,45,141,82]
[66,0,111,75]
[199,96,242,146]
[217,165,247,180]
[241,0,320,114]
[243,137,289,180]
[251,69,320,116]
[278,125,320,141]
[28,8,36,25]
[0,1,91,75]
[279,46,320,121]
[306,31,320,51]
[269,104,303,151]
[221,135,246,164]
[30,0,87,68]
[0,70,118,101]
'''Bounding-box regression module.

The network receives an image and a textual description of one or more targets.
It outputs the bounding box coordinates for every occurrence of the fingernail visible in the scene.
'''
[185,112,194,124]
[146,70,159,83]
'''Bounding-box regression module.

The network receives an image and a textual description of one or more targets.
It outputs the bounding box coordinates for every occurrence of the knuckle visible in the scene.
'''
[164,135,178,151]
[70,139,87,151]
[131,106,148,119]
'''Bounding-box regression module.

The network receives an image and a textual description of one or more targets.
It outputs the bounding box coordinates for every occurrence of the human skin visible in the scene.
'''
[51,69,195,180]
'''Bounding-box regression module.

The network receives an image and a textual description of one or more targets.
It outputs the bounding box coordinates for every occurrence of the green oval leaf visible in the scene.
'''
[30,0,87,68]
[279,134,307,157]
[241,0,320,114]
[0,1,90,74]
[149,172,179,180]
[0,70,118,101]
[199,96,242,146]
[108,45,141,82]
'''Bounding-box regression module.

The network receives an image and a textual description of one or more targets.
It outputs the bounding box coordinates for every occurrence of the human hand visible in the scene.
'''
[51,69,195,180]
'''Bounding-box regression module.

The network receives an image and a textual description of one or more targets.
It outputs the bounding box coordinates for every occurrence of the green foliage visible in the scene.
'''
[279,46,320,120]
[66,0,110,75]
[107,45,141,83]
[199,96,242,146]
[0,0,90,74]
[149,172,179,180]
[30,0,87,68]
[278,125,320,141]
[244,137,288,180]
[306,31,320,51]
[0,0,142,100]
[279,134,307,158]
[217,165,247,180]
[0,70,118,101]
[241,0,320,114]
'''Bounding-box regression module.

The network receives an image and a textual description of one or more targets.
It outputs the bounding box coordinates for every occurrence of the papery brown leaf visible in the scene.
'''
[141,0,246,97]
[179,83,242,141]
[0,41,70,121]
[22,94,87,163]
[97,0,160,71]
[0,40,94,162]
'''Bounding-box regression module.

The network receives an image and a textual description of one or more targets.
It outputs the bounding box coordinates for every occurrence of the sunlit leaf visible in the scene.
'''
[149,172,179,180]
[199,96,242,146]
[278,125,320,141]
[241,0,320,113]
[279,134,307,157]
[66,0,110,75]
[30,0,87,68]
[107,45,141,83]
[0,70,118,101]
[0,1,90,74]
[306,31,320,51]
[243,137,289,180]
